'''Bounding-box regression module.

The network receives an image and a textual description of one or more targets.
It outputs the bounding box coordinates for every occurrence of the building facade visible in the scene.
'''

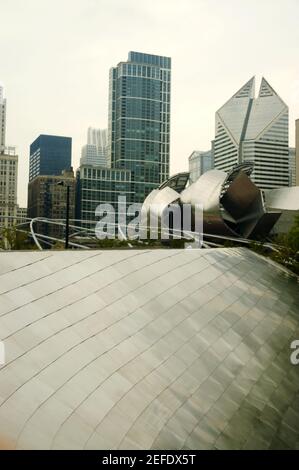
[76,165,133,230]
[214,77,289,190]
[29,135,72,182]
[289,147,296,186]
[0,85,20,230]
[108,51,171,203]
[0,147,18,227]
[0,85,6,154]
[80,128,108,167]
[27,169,76,239]
[16,205,28,225]
[87,127,108,149]
[296,119,299,186]
[188,150,213,183]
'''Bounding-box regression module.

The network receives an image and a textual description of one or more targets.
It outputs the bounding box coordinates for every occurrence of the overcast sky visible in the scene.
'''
[1,0,299,206]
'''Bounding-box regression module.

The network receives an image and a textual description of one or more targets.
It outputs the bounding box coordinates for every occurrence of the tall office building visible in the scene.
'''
[27,168,76,238]
[0,147,18,227]
[0,86,18,227]
[108,51,171,203]
[29,135,72,181]
[214,77,289,189]
[0,85,7,154]
[289,147,296,186]
[188,150,213,183]
[80,128,108,166]
[87,127,108,149]
[296,119,299,186]
[76,166,133,229]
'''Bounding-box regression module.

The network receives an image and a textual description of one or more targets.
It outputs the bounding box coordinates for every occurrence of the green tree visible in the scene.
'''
[287,215,299,252]
[0,227,34,250]
[269,216,299,275]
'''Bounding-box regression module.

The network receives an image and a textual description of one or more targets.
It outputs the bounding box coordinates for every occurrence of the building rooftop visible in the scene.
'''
[0,248,298,449]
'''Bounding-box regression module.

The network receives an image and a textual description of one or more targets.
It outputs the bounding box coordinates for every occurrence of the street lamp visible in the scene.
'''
[57,181,70,249]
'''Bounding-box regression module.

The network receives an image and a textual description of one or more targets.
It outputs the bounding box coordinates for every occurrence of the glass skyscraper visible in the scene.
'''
[29,134,72,181]
[108,51,171,203]
[188,150,214,183]
[76,166,133,229]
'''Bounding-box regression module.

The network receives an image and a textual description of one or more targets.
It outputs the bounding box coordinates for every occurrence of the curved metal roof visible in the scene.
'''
[0,248,298,450]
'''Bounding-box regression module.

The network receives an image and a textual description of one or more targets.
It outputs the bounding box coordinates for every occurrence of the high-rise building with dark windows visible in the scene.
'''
[76,165,133,230]
[108,51,171,203]
[29,134,72,181]
[27,168,76,238]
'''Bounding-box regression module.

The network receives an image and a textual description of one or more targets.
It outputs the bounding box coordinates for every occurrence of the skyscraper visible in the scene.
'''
[296,119,299,186]
[76,166,133,229]
[0,147,18,227]
[214,77,289,189]
[29,134,72,181]
[289,147,296,186]
[87,127,108,149]
[108,51,171,203]
[27,168,76,238]
[0,85,18,227]
[188,150,213,183]
[0,85,6,154]
[80,127,108,167]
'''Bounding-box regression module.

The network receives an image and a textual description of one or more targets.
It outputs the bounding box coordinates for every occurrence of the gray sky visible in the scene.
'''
[0,0,298,206]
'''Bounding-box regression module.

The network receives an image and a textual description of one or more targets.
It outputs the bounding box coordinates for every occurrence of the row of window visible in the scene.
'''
[81,167,131,181]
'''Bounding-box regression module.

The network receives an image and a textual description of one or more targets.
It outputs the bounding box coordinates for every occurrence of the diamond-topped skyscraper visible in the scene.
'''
[108,51,171,203]
[214,77,289,189]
